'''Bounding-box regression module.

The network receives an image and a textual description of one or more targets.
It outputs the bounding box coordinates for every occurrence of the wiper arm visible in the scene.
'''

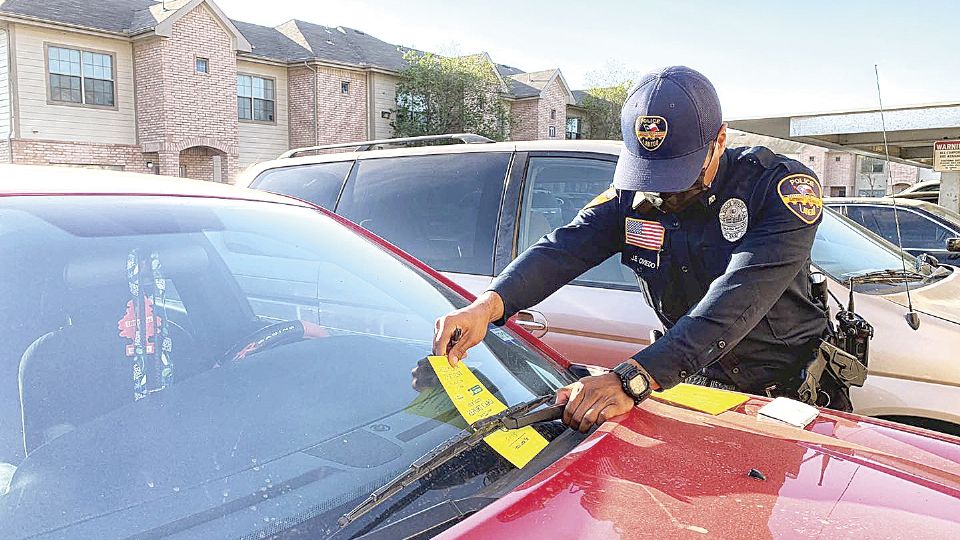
[338,394,561,529]
[845,269,927,285]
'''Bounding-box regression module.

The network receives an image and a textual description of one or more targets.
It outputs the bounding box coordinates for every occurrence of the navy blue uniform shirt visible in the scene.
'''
[489,146,828,394]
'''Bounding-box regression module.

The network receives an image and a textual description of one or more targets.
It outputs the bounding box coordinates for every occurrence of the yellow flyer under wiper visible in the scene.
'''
[427,356,548,468]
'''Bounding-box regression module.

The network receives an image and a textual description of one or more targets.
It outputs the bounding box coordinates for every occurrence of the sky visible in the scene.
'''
[217,0,959,119]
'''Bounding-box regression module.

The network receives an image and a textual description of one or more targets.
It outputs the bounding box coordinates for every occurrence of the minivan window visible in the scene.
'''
[337,153,510,275]
[519,156,636,288]
[250,160,354,209]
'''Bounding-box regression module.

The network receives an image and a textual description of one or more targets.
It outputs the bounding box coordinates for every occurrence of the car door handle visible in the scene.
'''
[515,310,548,337]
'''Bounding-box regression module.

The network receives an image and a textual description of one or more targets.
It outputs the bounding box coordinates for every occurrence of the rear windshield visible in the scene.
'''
[336,152,511,276]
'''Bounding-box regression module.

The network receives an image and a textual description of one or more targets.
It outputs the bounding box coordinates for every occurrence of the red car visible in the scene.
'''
[1,165,958,539]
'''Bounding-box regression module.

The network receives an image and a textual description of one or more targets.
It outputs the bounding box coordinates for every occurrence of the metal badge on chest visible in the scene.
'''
[718,198,748,242]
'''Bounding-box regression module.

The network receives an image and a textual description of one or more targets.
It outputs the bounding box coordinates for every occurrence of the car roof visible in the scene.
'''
[0,164,312,206]
[237,139,624,184]
[898,179,940,194]
[825,196,934,209]
[825,196,960,224]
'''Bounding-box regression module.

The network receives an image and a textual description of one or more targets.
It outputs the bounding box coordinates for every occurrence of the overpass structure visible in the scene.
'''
[729,102,960,213]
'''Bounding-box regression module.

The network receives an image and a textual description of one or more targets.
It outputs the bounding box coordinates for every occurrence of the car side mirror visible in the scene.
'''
[947,238,960,253]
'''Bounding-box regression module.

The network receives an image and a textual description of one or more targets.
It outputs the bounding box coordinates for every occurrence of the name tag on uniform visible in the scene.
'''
[625,218,665,251]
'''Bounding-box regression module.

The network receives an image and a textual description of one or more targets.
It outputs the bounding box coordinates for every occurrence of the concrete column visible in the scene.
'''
[940,172,960,215]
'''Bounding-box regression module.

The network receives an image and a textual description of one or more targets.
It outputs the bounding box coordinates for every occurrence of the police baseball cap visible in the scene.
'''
[613,66,723,193]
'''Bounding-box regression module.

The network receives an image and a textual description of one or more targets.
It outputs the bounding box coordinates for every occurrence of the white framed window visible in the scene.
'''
[47,45,115,107]
[237,74,275,122]
[341,81,350,94]
[548,126,557,138]
[196,57,209,73]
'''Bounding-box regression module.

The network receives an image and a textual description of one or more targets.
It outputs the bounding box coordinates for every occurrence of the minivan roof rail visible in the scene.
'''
[278,133,494,158]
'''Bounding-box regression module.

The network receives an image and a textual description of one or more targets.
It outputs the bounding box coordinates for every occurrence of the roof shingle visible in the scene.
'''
[0,0,563,91]
[0,0,157,33]
[232,20,313,62]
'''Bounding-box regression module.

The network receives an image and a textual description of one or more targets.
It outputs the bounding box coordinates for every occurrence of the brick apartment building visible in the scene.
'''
[727,130,932,197]
[0,0,582,181]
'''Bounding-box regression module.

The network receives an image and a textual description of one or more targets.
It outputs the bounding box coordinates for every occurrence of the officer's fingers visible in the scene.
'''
[432,317,447,356]
[554,386,573,406]
[447,328,482,366]
[578,402,604,433]
[596,399,625,424]
[598,394,635,423]
[572,394,603,433]
[596,403,614,424]
[433,316,457,357]
[562,382,585,426]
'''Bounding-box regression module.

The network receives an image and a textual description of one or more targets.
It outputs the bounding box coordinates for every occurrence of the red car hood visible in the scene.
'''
[444,398,960,539]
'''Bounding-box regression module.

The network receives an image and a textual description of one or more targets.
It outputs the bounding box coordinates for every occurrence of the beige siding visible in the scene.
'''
[14,24,136,144]
[237,60,288,167]
[0,24,10,140]
[371,72,396,139]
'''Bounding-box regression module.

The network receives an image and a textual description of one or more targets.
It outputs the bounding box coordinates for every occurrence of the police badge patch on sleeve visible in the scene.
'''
[718,198,748,242]
[777,174,823,224]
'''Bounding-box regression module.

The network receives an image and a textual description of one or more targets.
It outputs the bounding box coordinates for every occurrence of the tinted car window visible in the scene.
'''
[848,205,952,250]
[0,195,574,538]
[888,210,952,249]
[519,156,636,288]
[250,160,353,209]
[337,153,510,275]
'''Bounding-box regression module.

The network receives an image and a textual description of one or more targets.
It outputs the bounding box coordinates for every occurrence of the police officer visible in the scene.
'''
[433,66,828,432]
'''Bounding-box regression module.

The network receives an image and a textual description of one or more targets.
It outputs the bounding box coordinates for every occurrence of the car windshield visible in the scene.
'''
[0,195,576,539]
[812,209,948,293]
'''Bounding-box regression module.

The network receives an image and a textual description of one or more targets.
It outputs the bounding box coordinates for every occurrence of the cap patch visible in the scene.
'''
[777,174,822,224]
[634,116,668,151]
[583,186,617,210]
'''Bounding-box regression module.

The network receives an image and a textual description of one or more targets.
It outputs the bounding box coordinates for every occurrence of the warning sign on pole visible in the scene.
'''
[934,140,960,172]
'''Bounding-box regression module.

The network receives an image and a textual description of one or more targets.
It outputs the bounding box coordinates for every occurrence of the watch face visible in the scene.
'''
[628,374,649,396]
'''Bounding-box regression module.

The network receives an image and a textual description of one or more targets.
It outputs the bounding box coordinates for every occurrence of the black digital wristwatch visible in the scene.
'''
[612,362,654,404]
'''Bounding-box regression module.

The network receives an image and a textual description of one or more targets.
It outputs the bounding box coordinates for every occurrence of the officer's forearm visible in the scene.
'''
[476,290,505,323]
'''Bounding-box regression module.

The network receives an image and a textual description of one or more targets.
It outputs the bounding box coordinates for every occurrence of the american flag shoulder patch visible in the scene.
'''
[625,218,665,251]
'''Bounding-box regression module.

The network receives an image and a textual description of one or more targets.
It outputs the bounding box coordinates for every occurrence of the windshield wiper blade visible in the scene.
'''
[845,269,927,285]
[337,394,558,530]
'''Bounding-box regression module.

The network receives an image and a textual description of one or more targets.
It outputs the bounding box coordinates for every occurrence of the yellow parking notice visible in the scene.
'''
[653,383,749,415]
[428,356,548,468]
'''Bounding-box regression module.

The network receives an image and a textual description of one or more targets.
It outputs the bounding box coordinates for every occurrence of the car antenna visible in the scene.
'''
[874,64,920,330]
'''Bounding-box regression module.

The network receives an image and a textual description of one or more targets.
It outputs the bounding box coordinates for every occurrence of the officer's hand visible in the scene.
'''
[433,292,505,366]
[555,374,635,433]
